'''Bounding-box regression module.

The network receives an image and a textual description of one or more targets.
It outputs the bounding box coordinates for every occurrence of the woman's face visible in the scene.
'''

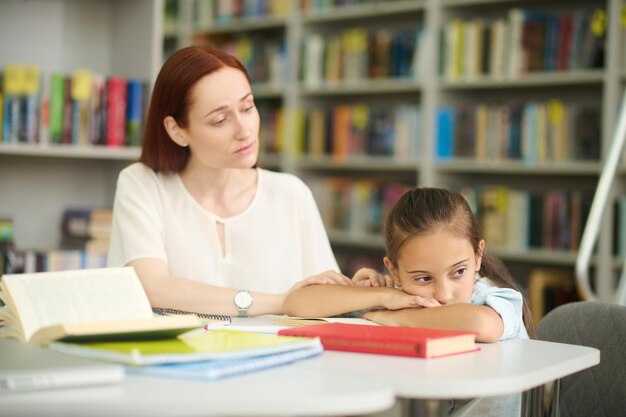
[384,228,484,305]
[180,67,260,170]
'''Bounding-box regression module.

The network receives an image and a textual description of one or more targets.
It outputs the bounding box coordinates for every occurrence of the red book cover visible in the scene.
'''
[278,323,479,358]
[106,76,127,147]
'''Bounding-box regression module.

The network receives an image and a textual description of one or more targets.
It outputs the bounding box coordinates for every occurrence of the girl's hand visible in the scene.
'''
[352,268,393,287]
[383,290,441,310]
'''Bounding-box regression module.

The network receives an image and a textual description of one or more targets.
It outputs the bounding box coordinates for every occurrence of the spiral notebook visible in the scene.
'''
[152,307,231,325]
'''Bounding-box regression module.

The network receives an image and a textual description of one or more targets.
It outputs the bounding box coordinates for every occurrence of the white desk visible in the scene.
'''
[0,363,395,417]
[0,317,600,417]
[293,339,599,399]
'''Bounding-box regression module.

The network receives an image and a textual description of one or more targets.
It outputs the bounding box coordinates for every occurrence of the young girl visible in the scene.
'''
[283,187,534,342]
[285,187,533,416]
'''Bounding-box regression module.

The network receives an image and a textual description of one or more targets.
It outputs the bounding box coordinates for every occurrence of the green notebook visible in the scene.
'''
[47,329,322,366]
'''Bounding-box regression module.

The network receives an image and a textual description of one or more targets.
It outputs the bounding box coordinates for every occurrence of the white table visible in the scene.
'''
[0,317,599,417]
[293,339,599,416]
[0,361,395,417]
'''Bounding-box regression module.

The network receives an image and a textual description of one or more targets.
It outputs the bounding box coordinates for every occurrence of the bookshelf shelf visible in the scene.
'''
[292,156,420,172]
[441,0,519,7]
[194,15,287,34]
[436,159,601,176]
[440,70,606,90]
[300,79,421,96]
[0,144,141,161]
[327,230,385,250]
[301,1,425,23]
[251,83,285,99]
[490,247,578,266]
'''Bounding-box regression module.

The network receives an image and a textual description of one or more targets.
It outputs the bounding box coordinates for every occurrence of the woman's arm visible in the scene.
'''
[282,284,438,317]
[363,304,504,342]
[130,258,351,316]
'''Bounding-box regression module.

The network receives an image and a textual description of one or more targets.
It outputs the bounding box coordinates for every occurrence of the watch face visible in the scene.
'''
[235,290,253,309]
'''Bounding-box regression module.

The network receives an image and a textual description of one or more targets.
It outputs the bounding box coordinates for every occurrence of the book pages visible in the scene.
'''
[1,267,152,342]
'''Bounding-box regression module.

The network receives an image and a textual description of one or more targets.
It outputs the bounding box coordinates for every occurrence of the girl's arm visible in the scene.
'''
[282,284,439,317]
[363,304,504,343]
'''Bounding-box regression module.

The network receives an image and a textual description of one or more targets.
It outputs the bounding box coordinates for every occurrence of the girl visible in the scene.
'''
[283,187,534,342]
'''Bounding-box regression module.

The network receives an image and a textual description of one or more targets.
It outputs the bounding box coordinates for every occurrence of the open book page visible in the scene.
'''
[1,267,152,342]
[0,285,23,336]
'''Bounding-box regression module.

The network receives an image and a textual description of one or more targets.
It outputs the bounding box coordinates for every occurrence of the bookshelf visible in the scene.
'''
[2,0,625,304]
[175,0,624,298]
[0,0,161,251]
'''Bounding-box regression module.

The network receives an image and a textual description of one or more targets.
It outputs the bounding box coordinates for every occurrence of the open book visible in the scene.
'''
[0,267,201,345]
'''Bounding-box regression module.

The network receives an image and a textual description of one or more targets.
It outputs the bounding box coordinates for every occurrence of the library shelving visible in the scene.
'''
[2,0,626,305]
[0,0,160,251]
[178,0,626,296]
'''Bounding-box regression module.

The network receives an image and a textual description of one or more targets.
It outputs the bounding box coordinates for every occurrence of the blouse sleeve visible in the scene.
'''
[471,279,527,340]
[107,164,167,267]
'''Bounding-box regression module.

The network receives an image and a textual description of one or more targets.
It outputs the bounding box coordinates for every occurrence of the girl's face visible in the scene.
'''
[171,67,260,170]
[384,228,484,305]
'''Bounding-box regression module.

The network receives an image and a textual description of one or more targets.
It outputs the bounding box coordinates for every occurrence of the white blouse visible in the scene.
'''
[107,163,339,293]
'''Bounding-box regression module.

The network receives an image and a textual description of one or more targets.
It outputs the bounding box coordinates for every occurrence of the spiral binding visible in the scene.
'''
[152,307,232,323]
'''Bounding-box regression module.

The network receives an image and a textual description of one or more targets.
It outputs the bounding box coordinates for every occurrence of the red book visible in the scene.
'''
[106,76,127,147]
[278,323,479,358]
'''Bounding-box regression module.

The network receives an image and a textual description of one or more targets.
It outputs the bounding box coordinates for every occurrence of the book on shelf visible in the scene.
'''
[273,316,379,327]
[1,64,146,147]
[0,266,202,345]
[127,343,322,381]
[49,329,323,366]
[278,323,478,358]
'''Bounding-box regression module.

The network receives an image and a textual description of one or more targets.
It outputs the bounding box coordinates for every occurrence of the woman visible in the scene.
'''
[108,45,378,316]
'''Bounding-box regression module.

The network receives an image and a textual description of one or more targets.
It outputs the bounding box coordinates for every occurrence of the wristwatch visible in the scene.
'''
[234,290,253,317]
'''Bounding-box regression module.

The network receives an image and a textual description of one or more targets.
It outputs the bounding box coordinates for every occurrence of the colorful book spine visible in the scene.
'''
[125,79,144,147]
[49,74,65,144]
[105,76,127,147]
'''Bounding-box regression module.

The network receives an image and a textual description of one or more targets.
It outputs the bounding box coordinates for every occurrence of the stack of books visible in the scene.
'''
[0,267,322,381]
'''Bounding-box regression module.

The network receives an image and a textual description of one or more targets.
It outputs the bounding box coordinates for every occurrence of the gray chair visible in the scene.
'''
[536,301,626,417]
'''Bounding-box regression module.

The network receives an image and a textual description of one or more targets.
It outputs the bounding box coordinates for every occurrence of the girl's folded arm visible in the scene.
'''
[364,303,504,343]
[283,285,397,317]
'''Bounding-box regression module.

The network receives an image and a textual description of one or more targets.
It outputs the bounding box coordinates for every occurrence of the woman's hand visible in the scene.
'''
[287,270,354,294]
[351,268,393,287]
[280,270,354,315]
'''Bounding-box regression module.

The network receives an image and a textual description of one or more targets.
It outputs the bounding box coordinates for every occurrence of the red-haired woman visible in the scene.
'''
[108,46,381,317]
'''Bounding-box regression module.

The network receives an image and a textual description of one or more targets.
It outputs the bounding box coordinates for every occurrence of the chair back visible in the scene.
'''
[537,301,626,417]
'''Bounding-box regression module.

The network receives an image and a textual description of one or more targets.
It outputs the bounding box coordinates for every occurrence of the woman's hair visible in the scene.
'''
[384,187,535,338]
[140,45,251,173]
